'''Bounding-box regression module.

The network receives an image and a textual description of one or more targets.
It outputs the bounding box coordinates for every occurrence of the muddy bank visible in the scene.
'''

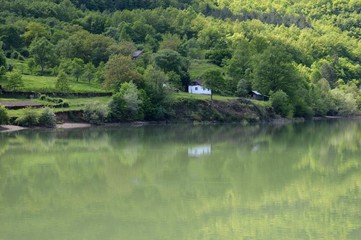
[167,98,273,123]
[0,123,91,133]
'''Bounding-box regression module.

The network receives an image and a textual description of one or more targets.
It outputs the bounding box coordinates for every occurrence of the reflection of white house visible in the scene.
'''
[188,81,211,95]
[188,145,212,157]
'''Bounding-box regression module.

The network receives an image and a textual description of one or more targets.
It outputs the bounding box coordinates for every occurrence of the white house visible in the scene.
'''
[188,80,211,95]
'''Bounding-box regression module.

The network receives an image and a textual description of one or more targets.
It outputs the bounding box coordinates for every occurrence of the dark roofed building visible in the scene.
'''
[132,50,144,60]
[249,90,269,101]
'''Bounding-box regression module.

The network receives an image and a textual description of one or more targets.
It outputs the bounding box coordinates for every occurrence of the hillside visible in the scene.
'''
[1,0,361,122]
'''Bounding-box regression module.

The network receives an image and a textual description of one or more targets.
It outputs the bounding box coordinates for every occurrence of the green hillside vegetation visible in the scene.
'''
[1,0,361,122]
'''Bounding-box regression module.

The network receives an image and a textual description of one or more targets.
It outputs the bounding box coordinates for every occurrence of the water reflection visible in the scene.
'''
[188,145,211,157]
[0,120,361,239]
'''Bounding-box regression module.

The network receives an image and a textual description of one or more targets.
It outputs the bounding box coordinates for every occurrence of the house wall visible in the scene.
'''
[188,85,211,95]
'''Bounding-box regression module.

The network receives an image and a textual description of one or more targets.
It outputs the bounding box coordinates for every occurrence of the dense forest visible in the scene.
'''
[1,0,361,120]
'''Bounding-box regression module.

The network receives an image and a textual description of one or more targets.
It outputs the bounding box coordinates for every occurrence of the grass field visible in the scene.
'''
[189,60,222,79]
[4,58,107,93]
[3,75,107,93]
[174,92,238,101]
[5,96,112,118]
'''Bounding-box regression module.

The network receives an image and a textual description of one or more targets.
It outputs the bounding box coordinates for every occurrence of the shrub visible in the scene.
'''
[108,82,143,121]
[6,71,24,90]
[330,89,358,116]
[39,95,64,104]
[83,102,108,125]
[15,108,39,127]
[0,106,9,124]
[38,107,56,128]
[55,70,71,92]
[271,90,294,117]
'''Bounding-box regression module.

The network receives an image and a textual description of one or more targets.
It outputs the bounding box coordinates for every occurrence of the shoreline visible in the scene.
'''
[0,123,92,133]
[1,115,360,133]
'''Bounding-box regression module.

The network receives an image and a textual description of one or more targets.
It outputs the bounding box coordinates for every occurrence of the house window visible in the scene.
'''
[195,87,198,90]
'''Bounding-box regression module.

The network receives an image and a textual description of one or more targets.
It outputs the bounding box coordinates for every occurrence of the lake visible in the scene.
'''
[0,120,361,239]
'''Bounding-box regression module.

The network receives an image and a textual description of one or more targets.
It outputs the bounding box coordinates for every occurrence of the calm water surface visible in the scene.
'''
[1,120,361,239]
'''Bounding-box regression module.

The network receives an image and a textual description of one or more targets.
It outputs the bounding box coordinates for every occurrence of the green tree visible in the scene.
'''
[252,44,302,101]
[6,71,24,90]
[108,81,143,121]
[159,33,181,51]
[0,49,6,83]
[143,65,169,103]
[83,102,108,125]
[0,25,23,50]
[38,107,56,128]
[271,90,294,117]
[0,106,9,124]
[55,70,71,92]
[82,62,96,83]
[236,78,252,97]
[201,69,226,99]
[154,49,183,73]
[27,58,37,74]
[29,37,56,74]
[142,65,172,119]
[24,22,49,45]
[154,49,190,88]
[0,48,6,70]
[330,88,357,116]
[70,58,84,81]
[104,54,142,90]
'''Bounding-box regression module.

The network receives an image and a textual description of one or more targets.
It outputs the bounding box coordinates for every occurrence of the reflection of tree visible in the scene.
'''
[0,121,361,239]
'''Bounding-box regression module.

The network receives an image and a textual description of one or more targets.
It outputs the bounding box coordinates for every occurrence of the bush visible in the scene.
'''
[270,90,294,117]
[39,95,64,104]
[38,107,56,128]
[108,82,143,121]
[15,108,39,127]
[0,106,9,124]
[83,102,108,125]
[6,71,24,90]
[330,89,358,116]
[55,70,71,92]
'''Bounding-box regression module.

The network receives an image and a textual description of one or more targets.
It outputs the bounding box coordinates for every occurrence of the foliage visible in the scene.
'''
[0,49,6,69]
[154,49,183,73]
[55,70,71,92]
[24,22,49,44]
[0,106,9,124]
[6,71,24,90]
[15,108,39,127]
[29,37,56,74]
[201,69,225,95]
[104,54,142,90]
[70,58,84,81]
[38,107,56,128]
[108,81,143,121]
[270,90,294,117]
[330,88,357,116]
[83,102,108,125]
[252,44,303,100]
[82,62,96,83]
[236,78,252,97]
[26,58,36,74]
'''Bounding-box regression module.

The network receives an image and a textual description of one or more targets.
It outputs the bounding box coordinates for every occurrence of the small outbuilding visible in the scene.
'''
[188,80,211,95]
[132,50,144,60]
[249,90,269,101]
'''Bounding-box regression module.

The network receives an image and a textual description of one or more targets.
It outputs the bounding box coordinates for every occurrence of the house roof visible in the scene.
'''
[189,80,203,86]
[250,90,262,95]
[132,50,144,58]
